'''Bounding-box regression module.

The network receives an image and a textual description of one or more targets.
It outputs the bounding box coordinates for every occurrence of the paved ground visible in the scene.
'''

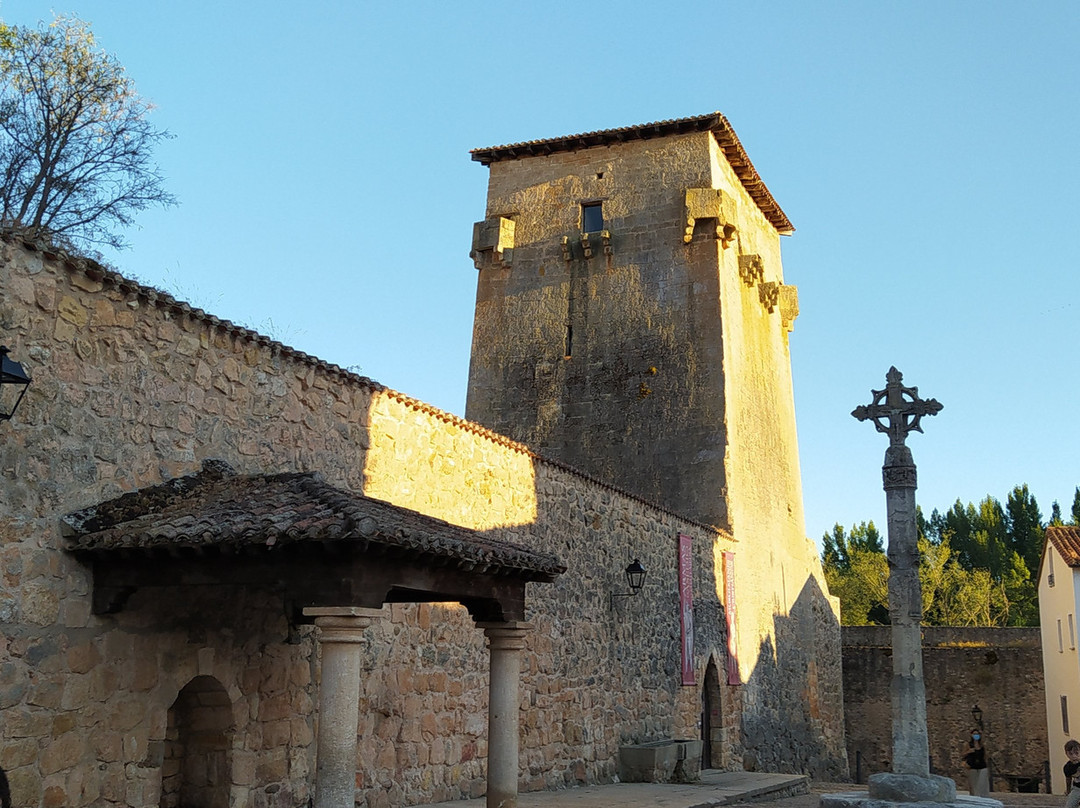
[429,772,1064,808]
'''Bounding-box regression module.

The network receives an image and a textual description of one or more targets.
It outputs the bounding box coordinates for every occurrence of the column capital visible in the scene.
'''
[304,606,387,642]
[477,621,532,651]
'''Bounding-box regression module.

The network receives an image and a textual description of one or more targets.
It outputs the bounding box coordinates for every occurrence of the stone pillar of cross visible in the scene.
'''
[851,368,955,802]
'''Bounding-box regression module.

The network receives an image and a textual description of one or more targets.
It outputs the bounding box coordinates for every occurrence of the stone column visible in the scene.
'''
[304,606,386,808]
[852,368,957,804]
[882,446,929,777]
[478,622,531,808]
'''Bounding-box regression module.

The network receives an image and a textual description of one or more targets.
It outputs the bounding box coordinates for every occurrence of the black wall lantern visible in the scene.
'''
[971,704,983,729]
[0,346,31,423]
[611,558,647,607]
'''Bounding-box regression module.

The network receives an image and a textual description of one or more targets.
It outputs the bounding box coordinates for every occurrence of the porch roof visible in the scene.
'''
[62,460,564,622]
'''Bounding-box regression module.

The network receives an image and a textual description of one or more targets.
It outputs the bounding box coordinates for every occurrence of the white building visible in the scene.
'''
[1038,525,1080,793]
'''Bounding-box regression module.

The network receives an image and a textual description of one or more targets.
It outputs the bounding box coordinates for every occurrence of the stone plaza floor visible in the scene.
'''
[430,772,1063,808]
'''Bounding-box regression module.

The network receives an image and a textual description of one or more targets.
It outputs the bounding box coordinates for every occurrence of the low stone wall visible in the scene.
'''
[843,626,1048,790]
[0,234,846,807]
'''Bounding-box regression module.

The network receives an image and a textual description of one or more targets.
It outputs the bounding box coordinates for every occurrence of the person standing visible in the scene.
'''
[963,728,990,797]
[1064,739,1080,808]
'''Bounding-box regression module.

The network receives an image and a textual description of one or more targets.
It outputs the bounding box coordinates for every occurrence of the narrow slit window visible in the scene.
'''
[565,324,573,358]
[1063,695,1070,735]
[1070,614,1076,650]
[1058,619,1064,653]
[581,202,603,233]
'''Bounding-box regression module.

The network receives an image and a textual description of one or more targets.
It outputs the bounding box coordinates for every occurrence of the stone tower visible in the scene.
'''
[466,112,804,536]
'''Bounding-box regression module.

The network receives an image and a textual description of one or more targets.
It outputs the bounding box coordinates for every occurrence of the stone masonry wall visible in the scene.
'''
[0,234,845,807]
[464,132,846,782]
[843,626,1048,790]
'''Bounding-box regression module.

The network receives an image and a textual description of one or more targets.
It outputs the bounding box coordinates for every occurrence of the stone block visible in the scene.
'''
[868,772,957,803]
[672,738,703,783]
[618,740,677,783]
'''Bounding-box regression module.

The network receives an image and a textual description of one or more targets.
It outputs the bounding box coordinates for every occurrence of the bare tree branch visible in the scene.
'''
[0,15,176,252]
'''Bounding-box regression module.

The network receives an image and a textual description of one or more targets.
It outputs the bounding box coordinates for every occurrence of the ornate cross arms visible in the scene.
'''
[852,367,943,449]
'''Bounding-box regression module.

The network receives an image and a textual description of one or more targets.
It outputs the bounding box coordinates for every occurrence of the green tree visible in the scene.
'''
[823,545,889,625]
[1050,501,1064,527]
[1005,484,1044,574]
[822,521,883,573]
[825,483,1050,627]
[0,15,175,251]
[1071,487,1080,526]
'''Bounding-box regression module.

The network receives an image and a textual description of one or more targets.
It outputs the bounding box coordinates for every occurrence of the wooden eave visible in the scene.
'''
[470,111,794,234]
[62,460,565,623]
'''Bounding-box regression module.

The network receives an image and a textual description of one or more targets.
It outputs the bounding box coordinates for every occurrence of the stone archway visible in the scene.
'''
[161,675,232,808]
[702,657,724,769]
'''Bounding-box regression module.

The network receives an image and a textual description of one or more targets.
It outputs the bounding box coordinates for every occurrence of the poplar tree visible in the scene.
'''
[1005,484,1044,574]
[0,15,175,252]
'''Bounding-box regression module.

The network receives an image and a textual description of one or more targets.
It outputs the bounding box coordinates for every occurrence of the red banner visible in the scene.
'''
[722,551,740,685]
[678,533,695,685]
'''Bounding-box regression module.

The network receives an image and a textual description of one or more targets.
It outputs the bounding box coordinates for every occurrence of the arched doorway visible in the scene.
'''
[701,657,724,770]
[161,675,232,808]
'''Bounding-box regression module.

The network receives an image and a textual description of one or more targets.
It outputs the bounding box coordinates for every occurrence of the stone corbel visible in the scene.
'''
[738,254,764,288]
[778,284,799,332]
[759,281,779,313]
[470,216,515,269]
[684,188,737,248]
[561,236,573,262]
[579,230,612,259]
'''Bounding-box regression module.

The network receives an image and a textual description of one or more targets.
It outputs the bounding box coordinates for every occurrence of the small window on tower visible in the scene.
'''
[581,202,603,233]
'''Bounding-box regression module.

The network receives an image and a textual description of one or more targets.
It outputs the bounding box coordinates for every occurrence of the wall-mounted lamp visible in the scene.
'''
[971,704,983,729]
[611,558,647,608]
[0,346,31,423]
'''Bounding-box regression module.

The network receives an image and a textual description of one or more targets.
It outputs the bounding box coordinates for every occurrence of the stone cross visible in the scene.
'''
[852,367,952,801]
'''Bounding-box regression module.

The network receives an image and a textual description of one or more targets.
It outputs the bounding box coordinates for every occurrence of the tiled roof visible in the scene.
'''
[470,112,794,234]
[1047,525,1080,567]
[62,460,566,581]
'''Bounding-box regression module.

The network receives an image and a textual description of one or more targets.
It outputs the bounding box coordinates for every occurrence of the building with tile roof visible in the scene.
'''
[1039,525,1080,791]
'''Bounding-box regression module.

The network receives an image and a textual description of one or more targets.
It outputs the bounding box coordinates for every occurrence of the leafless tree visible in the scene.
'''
[0,15,176,252]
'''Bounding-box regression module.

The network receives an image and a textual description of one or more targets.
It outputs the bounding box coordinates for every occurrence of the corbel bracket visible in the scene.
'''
[578,230,612,260]
[470,216,515,269]
[779,284,799,332]
[684,188,737,248]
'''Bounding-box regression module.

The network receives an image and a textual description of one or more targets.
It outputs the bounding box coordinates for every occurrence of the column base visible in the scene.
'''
[868,773,956,803]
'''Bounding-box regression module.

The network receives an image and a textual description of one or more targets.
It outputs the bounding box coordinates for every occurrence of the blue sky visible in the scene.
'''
[2,1,1077,546]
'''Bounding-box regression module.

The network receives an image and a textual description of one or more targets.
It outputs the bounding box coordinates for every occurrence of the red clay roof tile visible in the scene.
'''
[470,112,794,234]
[1048,525,1080,567]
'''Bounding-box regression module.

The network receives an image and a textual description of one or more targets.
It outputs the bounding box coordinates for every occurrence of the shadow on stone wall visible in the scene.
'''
[741,572,849,781]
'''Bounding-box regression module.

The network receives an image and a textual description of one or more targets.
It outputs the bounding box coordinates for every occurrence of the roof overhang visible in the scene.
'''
[470,112,794,235]
[62,461,565,624]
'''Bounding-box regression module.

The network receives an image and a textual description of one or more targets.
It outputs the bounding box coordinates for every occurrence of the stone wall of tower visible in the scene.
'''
[465,128,827,724]
[466,131,729,529]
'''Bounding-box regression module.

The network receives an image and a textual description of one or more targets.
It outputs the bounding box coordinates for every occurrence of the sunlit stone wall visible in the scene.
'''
[0,234,845,808]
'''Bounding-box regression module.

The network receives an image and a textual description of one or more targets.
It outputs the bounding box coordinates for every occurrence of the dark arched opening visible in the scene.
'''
[161,675,232,808]
[702,656,724,769]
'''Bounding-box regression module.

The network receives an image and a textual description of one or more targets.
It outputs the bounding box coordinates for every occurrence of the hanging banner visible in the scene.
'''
[678,533,695,685]
[722,551,740,685]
